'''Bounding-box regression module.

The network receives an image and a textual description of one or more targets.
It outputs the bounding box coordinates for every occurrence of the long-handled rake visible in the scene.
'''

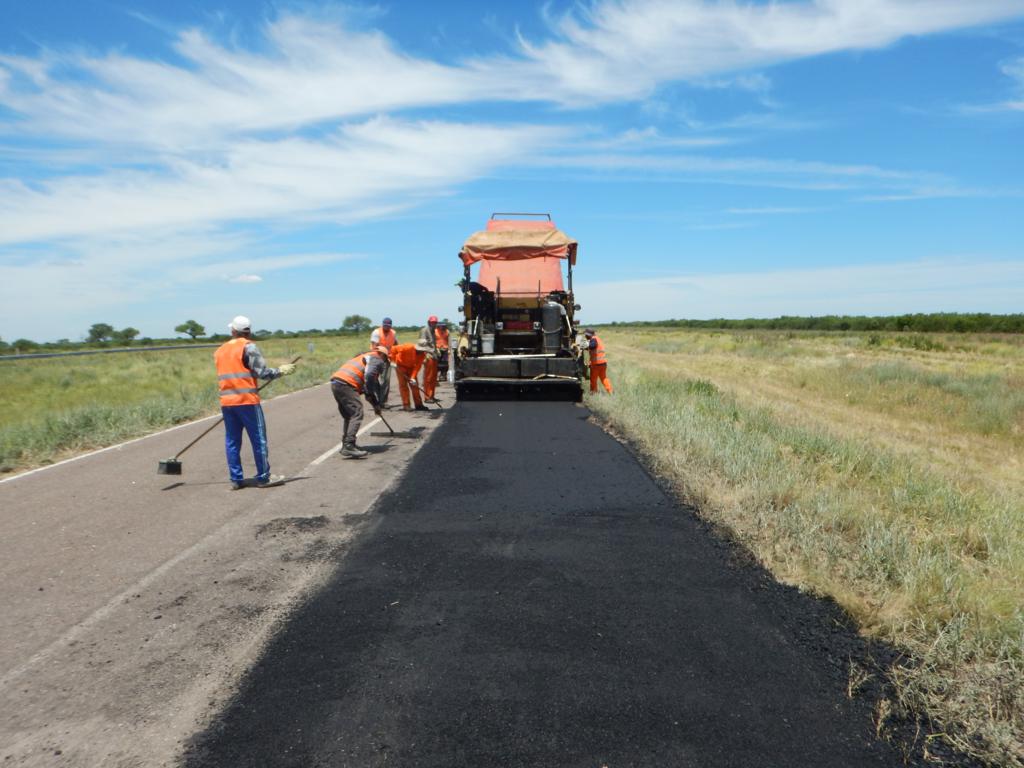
[368,412,419,439]
[407,377,444,410]
[157,356,301,475]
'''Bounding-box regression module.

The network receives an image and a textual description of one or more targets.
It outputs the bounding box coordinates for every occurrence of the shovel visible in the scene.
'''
[369,412,419,439]
[157,356,301,475]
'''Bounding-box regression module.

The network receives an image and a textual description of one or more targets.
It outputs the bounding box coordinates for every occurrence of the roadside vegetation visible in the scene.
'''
[0,336,367,473]
[587,328,1024,766]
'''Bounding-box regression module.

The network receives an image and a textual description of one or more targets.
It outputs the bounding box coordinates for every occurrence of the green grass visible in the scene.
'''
[0,336,367,472]
[587,328,1024,766]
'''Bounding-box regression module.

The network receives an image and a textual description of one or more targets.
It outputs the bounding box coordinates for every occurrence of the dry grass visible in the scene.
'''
[587,328,1024,767]
[0,336,366,474]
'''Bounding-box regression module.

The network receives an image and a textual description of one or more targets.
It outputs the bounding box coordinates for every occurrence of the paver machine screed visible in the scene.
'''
[454,213,584,401]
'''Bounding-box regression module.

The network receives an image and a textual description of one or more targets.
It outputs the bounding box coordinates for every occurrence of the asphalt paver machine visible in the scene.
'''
[455,213,584,401]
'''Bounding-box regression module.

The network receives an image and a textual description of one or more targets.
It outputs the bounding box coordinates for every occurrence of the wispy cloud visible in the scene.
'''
[579,258,1024,321]
[957,55,1024,113]
[0,118,563,244]
[540,150,961,196]
[512,0,1024,103]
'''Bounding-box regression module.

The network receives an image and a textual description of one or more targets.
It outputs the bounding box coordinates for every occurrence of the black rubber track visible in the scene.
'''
[185,401,911,768]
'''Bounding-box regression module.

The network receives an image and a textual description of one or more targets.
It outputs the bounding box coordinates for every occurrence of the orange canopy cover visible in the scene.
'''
[460,218,578,267]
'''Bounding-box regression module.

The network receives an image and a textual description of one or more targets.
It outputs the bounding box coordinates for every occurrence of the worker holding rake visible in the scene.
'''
[330,345,388,459]
[216,315,296,489]
[390,340,432,411]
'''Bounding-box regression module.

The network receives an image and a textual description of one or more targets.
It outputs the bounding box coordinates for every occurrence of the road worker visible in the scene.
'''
[329,345,389,459]
[215,315,296,489]
[369,317,397,407]
[584,327,613,394]
[434,321,451,381]
[390,340,432,411]
[418,315,440,401]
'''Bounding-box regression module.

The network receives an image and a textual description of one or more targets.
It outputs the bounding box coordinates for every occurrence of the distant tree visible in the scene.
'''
[113,327,140,343]
[86,323,115,343]
[12,338,38,350]
[174,320,206,339]
[342,314,372,332]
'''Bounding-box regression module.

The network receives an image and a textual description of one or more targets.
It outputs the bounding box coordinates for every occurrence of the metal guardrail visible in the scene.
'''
[0,343,220,361]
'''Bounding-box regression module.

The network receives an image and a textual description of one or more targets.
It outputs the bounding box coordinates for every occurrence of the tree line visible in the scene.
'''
[4,312,1021,355]
[608,313,1024,333]
[1,315,393,355]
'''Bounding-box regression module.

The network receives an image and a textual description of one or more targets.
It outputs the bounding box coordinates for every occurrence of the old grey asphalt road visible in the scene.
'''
[185,400,914,768]
[0,382,448,767]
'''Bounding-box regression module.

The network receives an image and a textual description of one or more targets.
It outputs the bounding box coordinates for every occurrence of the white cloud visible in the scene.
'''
[2,2,1019,149]
[577,258,1024,321]
[229,274,262,283]
[509,0,1024,103]
[0,118,562,244]
[541,150,958,195]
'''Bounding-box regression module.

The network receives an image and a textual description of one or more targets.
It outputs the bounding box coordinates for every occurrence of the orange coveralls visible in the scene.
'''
[389,343,426,408]
[423,327,450,400]
[588,334,613,394]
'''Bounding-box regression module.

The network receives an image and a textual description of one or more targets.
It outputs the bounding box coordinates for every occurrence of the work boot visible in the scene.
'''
[256,474,286,488]
[414,404,430,412]
[340,443,368,459]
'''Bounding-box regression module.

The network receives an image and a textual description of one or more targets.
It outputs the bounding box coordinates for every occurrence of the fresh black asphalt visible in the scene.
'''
[185,400,910,767]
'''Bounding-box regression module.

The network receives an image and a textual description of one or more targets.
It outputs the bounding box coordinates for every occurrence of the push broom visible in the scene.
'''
[157,356,301,475]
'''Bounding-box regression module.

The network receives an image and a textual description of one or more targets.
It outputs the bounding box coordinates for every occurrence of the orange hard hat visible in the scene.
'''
[428,315,438,323]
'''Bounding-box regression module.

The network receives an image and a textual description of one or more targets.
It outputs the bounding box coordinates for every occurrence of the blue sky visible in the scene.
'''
[1,1,1022,342]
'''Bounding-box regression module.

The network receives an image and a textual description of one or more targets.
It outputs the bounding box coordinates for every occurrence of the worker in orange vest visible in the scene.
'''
[584,328,613,394]
[215,315,297,489]
[330,345,389,459]
[434,321,451,382]
[369,317,397,407]
[419,315,440,401]
[390,340,431,411]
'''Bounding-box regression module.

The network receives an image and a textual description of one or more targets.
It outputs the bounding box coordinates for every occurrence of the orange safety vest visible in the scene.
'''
[434,327,450,350]
[332,354,369,393]
[390,343,424,377]
[370,326,396,351]
[589,335,607,366]
[214,337,260,406]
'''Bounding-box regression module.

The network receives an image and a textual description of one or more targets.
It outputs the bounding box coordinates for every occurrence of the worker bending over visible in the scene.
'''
[418,315,440,401]
[390,340,432,411]
[369,316,397,407]
[330,345,389,459]
[215,315,296,489]
[584,328,613,394]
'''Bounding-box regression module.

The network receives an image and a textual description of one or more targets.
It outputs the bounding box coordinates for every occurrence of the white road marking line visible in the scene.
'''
[306,417,382,469]
[0,514,236,690]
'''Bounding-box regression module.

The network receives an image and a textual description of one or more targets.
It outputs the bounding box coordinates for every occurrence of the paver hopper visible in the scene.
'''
[455,213,584,401]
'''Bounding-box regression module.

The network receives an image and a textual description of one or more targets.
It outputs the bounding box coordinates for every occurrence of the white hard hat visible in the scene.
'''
[228,315,251,332]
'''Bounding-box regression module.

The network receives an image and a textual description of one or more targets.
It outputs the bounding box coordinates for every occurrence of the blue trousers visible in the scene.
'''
[222,404,271,483]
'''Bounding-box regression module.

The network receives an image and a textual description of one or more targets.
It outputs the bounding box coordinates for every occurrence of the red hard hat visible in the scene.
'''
[428,315,438,323]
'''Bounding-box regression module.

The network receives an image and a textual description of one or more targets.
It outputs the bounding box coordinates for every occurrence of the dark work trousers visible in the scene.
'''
[331,380,364,446]
[378,362,392,405]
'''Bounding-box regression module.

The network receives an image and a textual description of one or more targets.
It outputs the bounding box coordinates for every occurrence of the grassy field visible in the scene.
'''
[587,328,1024,766]
[0,336,367,474]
